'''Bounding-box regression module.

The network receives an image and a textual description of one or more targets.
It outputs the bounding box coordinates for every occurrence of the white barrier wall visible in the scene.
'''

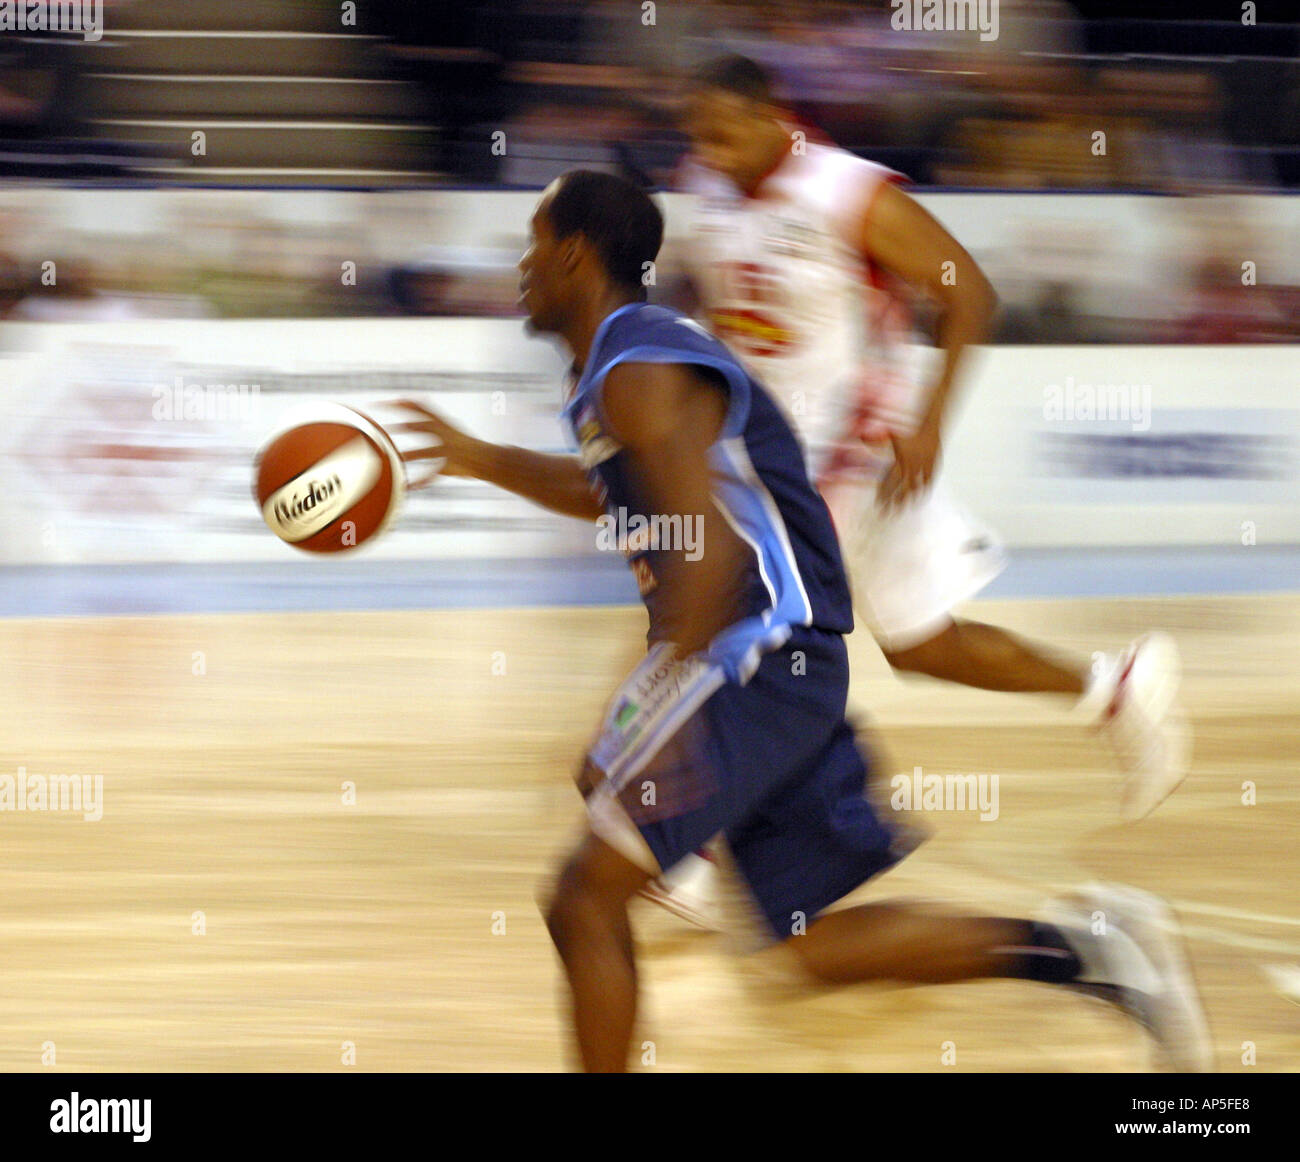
[0,319,1294,564]
[943,345,1298,548]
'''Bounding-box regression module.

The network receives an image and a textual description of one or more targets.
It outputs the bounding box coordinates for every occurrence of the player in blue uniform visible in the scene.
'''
[394,170,1212,1073]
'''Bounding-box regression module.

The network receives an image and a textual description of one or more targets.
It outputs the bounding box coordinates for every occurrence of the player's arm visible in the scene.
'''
[601,361,749,658]
[391,400,605,522]
[854,181,998,504]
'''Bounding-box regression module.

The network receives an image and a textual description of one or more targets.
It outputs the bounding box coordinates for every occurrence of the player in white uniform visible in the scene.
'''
[646,56,1191,926]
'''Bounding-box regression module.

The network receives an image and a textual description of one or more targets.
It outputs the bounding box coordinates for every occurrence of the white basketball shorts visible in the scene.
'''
[823,474,1007,652]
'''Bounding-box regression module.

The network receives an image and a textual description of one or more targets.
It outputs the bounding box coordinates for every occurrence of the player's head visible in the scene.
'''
[518,169,664,335]
[685,55,789,192]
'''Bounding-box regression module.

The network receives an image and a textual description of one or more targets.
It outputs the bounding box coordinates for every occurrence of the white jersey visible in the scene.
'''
[683,139,1007,647]
[682,139,927,486]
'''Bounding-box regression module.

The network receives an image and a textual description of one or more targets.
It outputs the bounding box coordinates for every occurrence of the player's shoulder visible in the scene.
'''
[775,139,909,242]
[604,303,718,352]
[597,307,741,390]
[789,140,906,199]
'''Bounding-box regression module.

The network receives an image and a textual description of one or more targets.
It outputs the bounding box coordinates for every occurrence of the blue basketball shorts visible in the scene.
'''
[582,624,916,940]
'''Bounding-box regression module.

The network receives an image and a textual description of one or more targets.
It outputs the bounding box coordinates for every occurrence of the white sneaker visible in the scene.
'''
[1262,963,1300,1005]
[1043,883,1214,1072]
[1084,632,1192,821]
[638,849,722,931]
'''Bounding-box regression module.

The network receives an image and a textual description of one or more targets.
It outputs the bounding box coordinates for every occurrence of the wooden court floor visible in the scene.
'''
[0,593,1295,1072]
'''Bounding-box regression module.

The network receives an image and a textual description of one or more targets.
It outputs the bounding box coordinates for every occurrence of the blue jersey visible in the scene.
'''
[562,302,853,683]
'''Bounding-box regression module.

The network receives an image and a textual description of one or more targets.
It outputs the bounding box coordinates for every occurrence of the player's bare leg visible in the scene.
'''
[543,829,654,1073]
[783,891,1213,1071]
[879,617,1085,696]
[788,901,1068,984]
[880,619,1189,819]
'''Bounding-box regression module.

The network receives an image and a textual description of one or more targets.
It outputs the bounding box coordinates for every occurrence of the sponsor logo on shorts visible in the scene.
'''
[634,652,703,700]
[604,650,709,747]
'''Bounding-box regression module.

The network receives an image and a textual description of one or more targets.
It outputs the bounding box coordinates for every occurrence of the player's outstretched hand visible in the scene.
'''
[878,422,941,510]
[386,399,479,487]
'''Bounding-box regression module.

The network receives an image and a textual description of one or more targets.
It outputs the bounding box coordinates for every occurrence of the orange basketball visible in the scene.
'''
[254,405,405,553]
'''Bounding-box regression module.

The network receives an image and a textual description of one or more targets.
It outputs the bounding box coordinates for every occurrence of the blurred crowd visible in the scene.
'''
[385,0,1298,189]
[0,1,1296,342]
[0,1,1296,187]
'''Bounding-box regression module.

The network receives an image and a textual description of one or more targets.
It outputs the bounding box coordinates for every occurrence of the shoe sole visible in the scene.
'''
[1085,883,1214,1072]
[1116,633,1192,821]
[1121,707,1193,821]
[1123,632,1182,724]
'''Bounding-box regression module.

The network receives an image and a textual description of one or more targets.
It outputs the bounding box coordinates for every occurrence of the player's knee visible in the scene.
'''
[543,889,581,954]
[542,855,609,951]
[543,872,585,952]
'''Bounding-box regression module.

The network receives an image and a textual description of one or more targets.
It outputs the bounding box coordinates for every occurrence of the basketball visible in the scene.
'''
[254,404,405,553]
